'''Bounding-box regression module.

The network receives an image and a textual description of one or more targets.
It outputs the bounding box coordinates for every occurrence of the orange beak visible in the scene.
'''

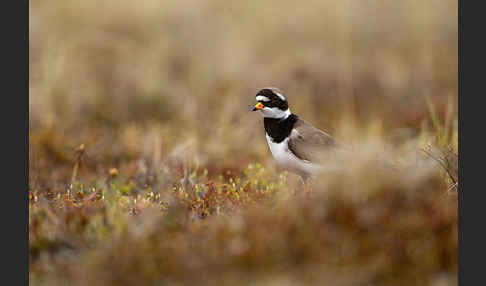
[252,102,264,111]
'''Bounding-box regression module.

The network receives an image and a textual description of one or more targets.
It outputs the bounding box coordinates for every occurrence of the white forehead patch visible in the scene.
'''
[256,95,270,102]
[275,92,286,101]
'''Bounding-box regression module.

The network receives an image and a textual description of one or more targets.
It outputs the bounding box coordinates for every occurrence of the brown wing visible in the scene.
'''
[288,118,337,163]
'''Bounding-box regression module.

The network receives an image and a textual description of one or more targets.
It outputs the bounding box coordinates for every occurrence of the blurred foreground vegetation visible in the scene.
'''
[30,0,457,285]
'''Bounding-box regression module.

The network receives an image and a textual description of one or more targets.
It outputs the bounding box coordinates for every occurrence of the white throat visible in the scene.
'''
[260,107,291,119]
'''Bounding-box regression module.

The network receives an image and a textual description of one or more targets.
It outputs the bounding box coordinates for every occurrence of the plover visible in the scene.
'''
[252,87,339,183]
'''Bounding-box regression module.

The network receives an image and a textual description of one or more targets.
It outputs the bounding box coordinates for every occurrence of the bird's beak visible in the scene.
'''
[252,102,264,111]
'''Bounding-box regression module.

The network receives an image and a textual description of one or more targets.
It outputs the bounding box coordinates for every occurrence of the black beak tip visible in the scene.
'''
[251,107,257,111]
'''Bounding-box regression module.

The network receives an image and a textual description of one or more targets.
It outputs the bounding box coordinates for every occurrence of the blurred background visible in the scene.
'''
[29,0,458,285]
[30,0,457,185]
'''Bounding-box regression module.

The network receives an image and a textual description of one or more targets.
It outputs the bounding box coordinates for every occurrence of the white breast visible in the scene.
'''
[265,133,322,179]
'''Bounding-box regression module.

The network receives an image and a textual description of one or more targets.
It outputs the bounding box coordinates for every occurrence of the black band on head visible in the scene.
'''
[256,88,288,111]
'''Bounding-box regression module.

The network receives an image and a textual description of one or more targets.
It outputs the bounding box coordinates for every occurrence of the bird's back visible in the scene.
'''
[288,117,339,164]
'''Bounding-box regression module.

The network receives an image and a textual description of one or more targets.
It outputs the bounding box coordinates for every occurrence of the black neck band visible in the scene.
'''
[263,114,298,143]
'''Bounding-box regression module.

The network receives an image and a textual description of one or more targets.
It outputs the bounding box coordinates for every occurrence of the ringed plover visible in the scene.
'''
[252,87,339,182]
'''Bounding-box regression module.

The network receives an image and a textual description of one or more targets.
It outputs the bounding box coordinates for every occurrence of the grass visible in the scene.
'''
[29,127,458,286]
[30,158,457,286]
[30,0,457,285]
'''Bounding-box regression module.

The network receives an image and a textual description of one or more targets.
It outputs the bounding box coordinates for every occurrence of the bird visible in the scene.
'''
[252,87,340,186]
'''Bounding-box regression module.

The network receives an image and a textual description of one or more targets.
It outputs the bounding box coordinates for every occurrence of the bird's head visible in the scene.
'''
[252,87,291,119]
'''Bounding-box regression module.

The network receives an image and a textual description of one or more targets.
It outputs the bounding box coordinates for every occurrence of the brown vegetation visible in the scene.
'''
[30,1,457,285]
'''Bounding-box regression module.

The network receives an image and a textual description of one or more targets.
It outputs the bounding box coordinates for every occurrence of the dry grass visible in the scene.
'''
[29,1,457,285]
